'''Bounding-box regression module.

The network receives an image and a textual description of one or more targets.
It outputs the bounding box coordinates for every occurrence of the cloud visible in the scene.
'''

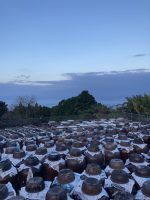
[63,68,150,79]
[0,68,150,106]
[132,54,146,58]
[3,69,150,86]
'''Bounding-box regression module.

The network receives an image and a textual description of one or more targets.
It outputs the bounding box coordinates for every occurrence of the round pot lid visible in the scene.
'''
[58,169,75,184]
[110,170,129,184]
[109,159,124,170]
[26,177,44,193]
[46,186,67,200]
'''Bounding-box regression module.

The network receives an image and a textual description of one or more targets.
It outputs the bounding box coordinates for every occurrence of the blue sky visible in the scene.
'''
[0,0,150,105]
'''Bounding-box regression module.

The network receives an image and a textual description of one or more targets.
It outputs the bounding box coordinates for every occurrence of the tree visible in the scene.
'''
[0,101,8,118]
[121,94,150,115]
[13,96,37,118]
[50,90,109,117]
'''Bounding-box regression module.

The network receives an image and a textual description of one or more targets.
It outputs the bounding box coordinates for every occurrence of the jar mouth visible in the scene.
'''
[48,152,61,161]
[58,169,75,184]
[69,148,82,157]
[109,159,124,170]
[25,157,39,167]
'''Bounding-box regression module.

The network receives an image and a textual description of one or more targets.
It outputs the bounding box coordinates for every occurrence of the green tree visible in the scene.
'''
[123,94,150,115]
[50,90,109,117]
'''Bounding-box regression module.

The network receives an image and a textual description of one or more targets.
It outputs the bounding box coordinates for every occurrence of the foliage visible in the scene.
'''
[0,101,8,118]
[116,94,150,115]
[13,97,51,118]
[50,90,105,116]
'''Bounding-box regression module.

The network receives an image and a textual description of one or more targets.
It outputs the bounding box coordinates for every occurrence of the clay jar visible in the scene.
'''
[84,145,104,167]
[55,144,68,159]
[46,186,67,200]
[85,163,106,186]
[82,177,102,196]
[13,150,26,167]
[119,141,131,162]
[104,143,120,166]
[5,147,18,155]
[85,163,102,176]
[35,147,48,162]
[36,147,47,155]
[26,177,45,193]
[135,165,150,178]
[118,133,128,141]
[66,148,86,173]
[44,141,55,149]
[127,153,144,173]
[13,150,26,159]
[57,169,75,185]
[142,135,150,144]
[18,156,41,187]
[109,159,124,170]
[26,144,37,152]
[141,180,150,198]
[43,152,65,181]
[107,170,130,198]
[0,159,11,173]
[0,184,9,199]
[113,191,134,200]
[0,159,17,188]
[111,169,128,183]
[72,141,85,153]
[132,138,147,154]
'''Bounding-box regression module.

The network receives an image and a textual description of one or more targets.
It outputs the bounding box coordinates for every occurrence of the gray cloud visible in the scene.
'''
[0,69,150,107]
[132,54,146,58]
[6,69,149,86]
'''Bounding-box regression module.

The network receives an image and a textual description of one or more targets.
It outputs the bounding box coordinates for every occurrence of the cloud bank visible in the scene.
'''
[0,69,150,106]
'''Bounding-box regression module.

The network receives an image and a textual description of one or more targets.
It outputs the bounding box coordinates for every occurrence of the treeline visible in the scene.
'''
[0,91,109,120]
[0,91,150,121]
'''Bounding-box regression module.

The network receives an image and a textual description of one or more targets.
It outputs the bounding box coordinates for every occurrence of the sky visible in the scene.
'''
[0,0,150,106]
